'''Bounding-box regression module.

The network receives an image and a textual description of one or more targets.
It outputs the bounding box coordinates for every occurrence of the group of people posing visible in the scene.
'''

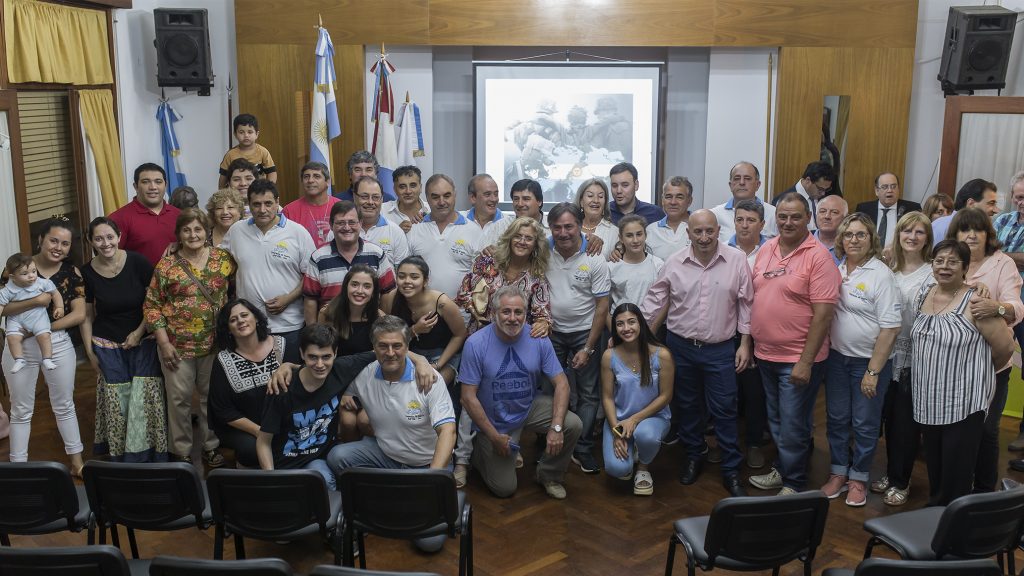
[3,145,1022,516]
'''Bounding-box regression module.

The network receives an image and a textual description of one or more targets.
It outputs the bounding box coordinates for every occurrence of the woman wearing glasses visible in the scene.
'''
[820,213,901,507]
[945,207,1024,493]
[913,239,1013,505]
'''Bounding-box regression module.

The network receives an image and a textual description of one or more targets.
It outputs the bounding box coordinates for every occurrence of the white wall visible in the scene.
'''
[113,0,237,207]
[363,46,434,178]
[664,48,710,208]
[905,0,1024,202]
[431,47,475,210]
[703,48,778,208]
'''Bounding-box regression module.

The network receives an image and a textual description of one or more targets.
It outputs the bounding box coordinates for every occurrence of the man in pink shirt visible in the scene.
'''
[748,192,841,494]
[282,162,340,248]
[641,210,753,498]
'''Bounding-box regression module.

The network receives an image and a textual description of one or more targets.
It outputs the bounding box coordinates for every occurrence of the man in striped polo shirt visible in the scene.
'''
[302,201,396,324]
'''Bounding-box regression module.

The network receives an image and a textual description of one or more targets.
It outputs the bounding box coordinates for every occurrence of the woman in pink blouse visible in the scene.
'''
[144,208,236,467]
[945,207,1024,493]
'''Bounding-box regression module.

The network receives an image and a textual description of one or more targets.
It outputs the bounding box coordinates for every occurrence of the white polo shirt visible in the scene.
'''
[406,213,483,299]
[728,233,768,270]
[830,256,902,358]
[360,215,410,265]
[608,254,665,309]
[546,236,611,333]
[591,219,619,259]
[222,214,315,333]
[711,198,778,243]
[381,199,428,228]
[646,216,691,261]
[351,358,456,467]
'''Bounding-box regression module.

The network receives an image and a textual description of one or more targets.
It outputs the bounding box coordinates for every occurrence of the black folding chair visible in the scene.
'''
[863,488,1024,575]
[822,557,1003,576]
[149,555,293,575]
[206,468,343,563]
[337,468,472,576]
[0,544,148,575]
[0,461,91,545]
[83,461,212,558]
[664,490,829,576]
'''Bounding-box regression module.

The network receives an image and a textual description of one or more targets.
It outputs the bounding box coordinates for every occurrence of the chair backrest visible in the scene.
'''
[703,491,829,567]
[931,487,1024,559]
[854,557,1002,576]
[0,461,81,534]
[0,545,131,576]
[309,566,442,576]
[206,468,332,539]
[150,555,294,575]
[83,461,207,530]
[337,468,458,540]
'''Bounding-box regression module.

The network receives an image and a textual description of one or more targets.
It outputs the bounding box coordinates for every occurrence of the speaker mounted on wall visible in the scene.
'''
[937,5,1017,96]
[154,8,214,96]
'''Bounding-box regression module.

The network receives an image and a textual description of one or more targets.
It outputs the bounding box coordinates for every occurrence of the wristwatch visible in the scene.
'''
[998,304,1007,318]
[584,347,596,356]
[866,368,880,377]
[551,424,563,433]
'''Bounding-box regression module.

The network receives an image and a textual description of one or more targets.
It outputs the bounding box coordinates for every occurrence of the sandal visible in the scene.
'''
[515,453,524,469]
[633,470,654,496]
[870,475,890,494]
[883,484,910,506]
[453,464,468,489]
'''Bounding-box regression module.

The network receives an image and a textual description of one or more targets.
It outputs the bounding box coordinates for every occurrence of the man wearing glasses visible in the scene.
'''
[747,192,842,495]
[855,172,921,248]
[774,161,838,232]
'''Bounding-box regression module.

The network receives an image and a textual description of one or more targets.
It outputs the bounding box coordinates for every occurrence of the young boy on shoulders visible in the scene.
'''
[218,113,277,188]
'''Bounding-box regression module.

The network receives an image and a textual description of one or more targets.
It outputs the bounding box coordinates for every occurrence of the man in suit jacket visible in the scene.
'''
[773,161,839,231]
[855,172,921,248]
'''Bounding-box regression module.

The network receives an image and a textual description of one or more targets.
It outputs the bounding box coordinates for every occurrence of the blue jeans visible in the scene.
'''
[326,438,449,553]
[667,334,743,475]
[602,417,669,479]
[758,359,825,491]
[824,350,891,482]
[303,458,336,491]
[549,329,602,456]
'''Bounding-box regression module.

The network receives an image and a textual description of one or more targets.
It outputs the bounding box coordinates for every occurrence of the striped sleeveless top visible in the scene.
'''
[910,287,995,426]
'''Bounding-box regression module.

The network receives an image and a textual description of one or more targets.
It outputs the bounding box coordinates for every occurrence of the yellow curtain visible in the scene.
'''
[78,90,125,213]
[4,0,113,85]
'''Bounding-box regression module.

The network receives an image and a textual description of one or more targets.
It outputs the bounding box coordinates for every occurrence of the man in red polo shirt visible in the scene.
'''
[109,163,180,265]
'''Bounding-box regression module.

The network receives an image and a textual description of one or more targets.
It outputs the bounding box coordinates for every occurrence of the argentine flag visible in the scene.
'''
[311,26,341,178]
[156,101,186,194]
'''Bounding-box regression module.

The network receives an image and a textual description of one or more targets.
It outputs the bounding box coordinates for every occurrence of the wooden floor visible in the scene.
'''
[2,362,1023,576]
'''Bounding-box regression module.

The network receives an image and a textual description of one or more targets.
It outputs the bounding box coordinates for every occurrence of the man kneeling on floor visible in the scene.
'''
[460,286,582,499]
[328,314,457,553]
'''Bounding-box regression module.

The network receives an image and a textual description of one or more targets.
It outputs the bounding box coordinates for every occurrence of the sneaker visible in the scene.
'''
[778,486,798,496]
[870,475,891,494]
[845,480,867,507]
[9,358,25,374]
[820,474,849,499]
[203,449,225,468]
[41,358,57,370]
[746,446,766,469]
[749,467,783,490]
[1009,431,1024,452]
[536,477,567,499]
[571,451,600,474]
[661,435,680,446]
[883,485,910,506]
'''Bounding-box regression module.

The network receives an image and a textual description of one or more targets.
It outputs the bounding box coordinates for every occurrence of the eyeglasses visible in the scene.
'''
[762,267,787,279]
[876,184,899,191]
[933,258,963,267]
[333,220,359,228]
[843,231,869,240]
[512,234,536,243]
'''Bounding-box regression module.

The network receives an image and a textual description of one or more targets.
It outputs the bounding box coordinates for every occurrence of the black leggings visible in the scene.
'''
[215,426,259,468]
[922,411,985,506]
[881,370,918,490]
[973,368,1011,493]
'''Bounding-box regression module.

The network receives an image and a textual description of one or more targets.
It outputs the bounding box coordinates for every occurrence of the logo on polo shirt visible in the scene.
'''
[850,281,868,300]
[405,400,425,421]
[270,241,293,261]
[450,238,474,259]
[573,263,591,283]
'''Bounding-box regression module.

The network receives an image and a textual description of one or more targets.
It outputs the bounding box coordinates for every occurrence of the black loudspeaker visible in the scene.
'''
[154,8,214,95]
[937,5,1017,94]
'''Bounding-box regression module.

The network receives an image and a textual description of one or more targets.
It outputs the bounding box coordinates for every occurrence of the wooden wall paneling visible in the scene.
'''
[333,43,365,187]
[773,46,914,208]
[235,0,915,48]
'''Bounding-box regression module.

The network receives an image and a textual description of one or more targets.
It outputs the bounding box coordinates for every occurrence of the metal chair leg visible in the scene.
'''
[864,536,878,559]
[127,527,140,559]
[357,531,366,569]
[0,534,9,546]
[213,524,224,559]
[233,533,245,560]
[109,524,121,548]
[665,534,678,576]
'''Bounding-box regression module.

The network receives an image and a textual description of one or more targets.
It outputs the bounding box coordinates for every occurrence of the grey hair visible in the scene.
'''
[733,198,764,221]
[370,315,412,345]
[1006,170,1024,211]
[490,286,528,315]
[663,176,693,196]
[346,150,379,175]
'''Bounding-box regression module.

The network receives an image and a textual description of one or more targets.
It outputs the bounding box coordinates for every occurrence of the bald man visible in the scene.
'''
[640,209,754,498]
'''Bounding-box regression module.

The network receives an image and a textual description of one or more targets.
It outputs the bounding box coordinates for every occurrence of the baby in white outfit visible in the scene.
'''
[0,254,64,373]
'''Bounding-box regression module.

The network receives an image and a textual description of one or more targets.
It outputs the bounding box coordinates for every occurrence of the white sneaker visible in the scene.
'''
[9,358,26,373]
[749,467,783,490]
[778,487,798,496]
[42,358,57,371]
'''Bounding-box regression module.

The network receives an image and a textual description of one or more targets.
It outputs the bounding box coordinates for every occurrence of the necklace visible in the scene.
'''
[94,250,125,277]
[179,246,209,269]
[932,286,964,314]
